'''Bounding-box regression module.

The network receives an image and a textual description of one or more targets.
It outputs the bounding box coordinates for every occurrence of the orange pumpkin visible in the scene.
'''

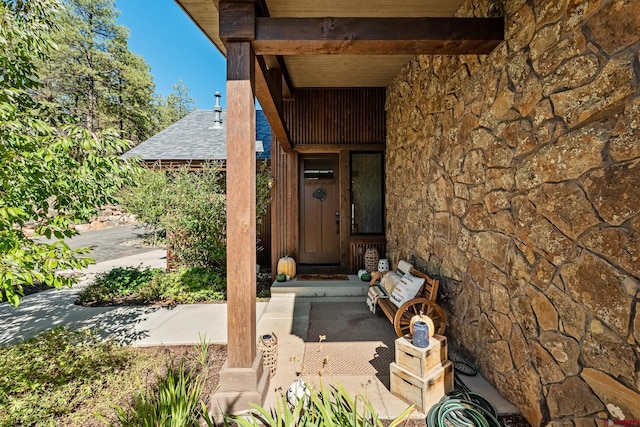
[277,256,296,279]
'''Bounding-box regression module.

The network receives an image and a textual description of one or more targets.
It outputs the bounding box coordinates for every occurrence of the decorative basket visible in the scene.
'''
[258,333,278,378]
[364,247,380,273]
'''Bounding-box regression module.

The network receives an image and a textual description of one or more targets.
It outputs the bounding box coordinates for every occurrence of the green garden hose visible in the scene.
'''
[426,395,501,427]
[426,368,500,427]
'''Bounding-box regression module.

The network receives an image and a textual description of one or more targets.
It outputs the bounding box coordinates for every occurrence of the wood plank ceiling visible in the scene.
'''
[265,0,464,88]
[175,0,503,89]
[175,0,503,150]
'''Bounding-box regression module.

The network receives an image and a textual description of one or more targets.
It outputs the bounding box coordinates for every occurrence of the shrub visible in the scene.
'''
[139,268,226,304]
[118,167,169,245]
[165,164,227,271]
[76,266,163,305]
[119,160,271,271]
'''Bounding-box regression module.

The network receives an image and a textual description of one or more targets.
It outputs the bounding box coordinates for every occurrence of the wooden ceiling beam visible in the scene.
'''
[219,2,255,40]
[255,55,292,152]
[220,2,293,151]
[263,55,294,98]
[276,56,294,99]
[253,17,504,55]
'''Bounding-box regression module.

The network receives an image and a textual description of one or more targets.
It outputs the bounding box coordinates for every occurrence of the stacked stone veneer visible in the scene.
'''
[385,0,640,425]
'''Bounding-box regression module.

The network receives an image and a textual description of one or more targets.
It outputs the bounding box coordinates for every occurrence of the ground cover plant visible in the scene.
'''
[76,266,227,306]
[0,327,225,427]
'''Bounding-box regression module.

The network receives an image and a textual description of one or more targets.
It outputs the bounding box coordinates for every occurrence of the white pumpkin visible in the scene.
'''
[277,255,297,278]
[286,379,310,407]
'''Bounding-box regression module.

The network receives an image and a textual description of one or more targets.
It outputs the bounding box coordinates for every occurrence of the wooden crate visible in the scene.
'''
[395,335,448,377]
[390,361,454,412]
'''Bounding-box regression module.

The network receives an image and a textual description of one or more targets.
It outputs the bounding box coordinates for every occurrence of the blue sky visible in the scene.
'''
[115,0,228,109]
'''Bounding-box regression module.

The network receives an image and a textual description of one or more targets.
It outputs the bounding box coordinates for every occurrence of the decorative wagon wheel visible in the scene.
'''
[393,298,447,337]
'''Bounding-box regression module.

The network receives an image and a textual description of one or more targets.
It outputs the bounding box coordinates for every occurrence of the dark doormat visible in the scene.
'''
[297,274,350,281]
[303,301,396,376]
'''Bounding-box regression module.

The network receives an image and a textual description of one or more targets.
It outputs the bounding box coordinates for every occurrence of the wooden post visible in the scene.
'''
[211,40,269,418]
[227,41,257,368]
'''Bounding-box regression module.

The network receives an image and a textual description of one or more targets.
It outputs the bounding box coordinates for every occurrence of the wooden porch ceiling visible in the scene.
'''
[174,0,504,150]
[176,0,503,87]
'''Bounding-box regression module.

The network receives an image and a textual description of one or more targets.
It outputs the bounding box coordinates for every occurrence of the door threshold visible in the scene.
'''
[298,264,346,274]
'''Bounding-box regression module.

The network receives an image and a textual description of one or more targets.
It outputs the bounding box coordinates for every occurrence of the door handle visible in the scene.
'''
[335,211,340,234]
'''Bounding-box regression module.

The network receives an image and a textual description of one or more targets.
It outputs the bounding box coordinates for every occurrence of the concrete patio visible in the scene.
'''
[261,277,520,420]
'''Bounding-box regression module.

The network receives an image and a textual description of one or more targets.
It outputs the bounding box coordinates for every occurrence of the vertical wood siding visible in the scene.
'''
[270,139,298,274]
[284,88,386,145]
[349,239,386,273]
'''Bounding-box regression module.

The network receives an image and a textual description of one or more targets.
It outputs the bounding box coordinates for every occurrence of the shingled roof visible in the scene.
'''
[122,109,271,162]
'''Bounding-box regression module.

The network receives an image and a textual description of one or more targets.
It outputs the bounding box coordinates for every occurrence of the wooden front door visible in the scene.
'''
[299,155,340,264]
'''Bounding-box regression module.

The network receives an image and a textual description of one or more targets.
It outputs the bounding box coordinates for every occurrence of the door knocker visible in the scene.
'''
[312,188,326,201]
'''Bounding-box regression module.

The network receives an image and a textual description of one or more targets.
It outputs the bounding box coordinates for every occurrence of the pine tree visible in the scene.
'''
[152,79,198,131]
[39,0,156,143]
[105,34,155,144]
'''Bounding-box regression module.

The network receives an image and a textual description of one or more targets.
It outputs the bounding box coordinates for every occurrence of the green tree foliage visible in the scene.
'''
[153,78,198,131]
[0,0,140,306]
[39,0,156,144]
[166,78,198,123]
[104,33,156,144]
[119,161,271,272]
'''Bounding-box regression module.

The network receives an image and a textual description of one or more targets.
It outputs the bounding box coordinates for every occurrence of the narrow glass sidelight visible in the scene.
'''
[351,152,384,234]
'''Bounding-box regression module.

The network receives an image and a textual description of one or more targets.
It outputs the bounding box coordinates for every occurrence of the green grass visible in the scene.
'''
[76,266,227,305]
[0,327,223,427]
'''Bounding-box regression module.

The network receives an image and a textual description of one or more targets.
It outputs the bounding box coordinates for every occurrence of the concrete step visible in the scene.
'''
[270,275,369,297]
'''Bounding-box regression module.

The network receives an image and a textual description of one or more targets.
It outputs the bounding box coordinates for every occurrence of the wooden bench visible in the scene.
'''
[369,267,447,337]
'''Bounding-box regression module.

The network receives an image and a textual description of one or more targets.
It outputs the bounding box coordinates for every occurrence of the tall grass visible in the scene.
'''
[226,382,414,427]
[109,362,215,427]
[0,327,222,426]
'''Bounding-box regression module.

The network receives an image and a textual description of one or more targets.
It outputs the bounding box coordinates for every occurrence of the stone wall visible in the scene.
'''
[385,0,640,425]
[22,204,137,237]
[71,204,137,232]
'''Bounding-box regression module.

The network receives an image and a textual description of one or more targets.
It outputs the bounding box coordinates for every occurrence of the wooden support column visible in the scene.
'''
[227,41,257,368]
[211,39,269,418]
